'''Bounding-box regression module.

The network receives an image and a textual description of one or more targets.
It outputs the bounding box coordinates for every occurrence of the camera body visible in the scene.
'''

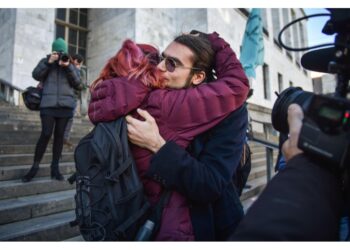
[272,87,350,169]
[58,52,70,63]
[299,94,350,169]
[272,9,350,171]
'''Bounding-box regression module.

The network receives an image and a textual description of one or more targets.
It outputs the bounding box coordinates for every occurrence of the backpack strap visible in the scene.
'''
[105,158,133,182]
[113,190,171,240]
[113,201,151,236]
[148,190,172,238]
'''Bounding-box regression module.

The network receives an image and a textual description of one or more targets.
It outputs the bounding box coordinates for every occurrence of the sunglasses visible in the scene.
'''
[159,54,202,73]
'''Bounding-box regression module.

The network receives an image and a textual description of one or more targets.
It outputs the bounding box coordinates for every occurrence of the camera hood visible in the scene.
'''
[301,9,350,74]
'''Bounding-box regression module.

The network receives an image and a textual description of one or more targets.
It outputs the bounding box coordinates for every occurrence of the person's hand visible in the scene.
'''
[282,104,304,161]
[126,109,165,153]
[48,52,59,64]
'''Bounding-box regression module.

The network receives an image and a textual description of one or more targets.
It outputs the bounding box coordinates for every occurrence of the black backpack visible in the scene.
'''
[71,118,158,241]
[233,141,252,196]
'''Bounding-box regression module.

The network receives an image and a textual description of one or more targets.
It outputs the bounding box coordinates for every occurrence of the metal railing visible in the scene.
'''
[248,134,278,181]
[247,116,279,182]
[0,78,23,106]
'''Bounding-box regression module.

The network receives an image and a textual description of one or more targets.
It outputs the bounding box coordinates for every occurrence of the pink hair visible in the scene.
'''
[91,39,164,90]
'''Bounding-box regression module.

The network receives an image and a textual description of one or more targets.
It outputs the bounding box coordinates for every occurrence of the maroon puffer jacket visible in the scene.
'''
[88,32,249,240]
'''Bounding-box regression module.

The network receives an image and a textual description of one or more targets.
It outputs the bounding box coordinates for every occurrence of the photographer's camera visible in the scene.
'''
[58,52,70,63]
[272,9,350,169]
[272,87,350,168]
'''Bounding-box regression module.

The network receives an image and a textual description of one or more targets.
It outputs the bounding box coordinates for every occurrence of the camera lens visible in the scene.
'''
[60,53,70,63]
[271,86,313,134]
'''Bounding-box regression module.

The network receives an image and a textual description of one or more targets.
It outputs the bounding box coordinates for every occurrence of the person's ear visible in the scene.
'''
[191,71,206,86]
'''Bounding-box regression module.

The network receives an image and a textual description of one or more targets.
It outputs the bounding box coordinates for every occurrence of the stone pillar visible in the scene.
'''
[12,9,55,90]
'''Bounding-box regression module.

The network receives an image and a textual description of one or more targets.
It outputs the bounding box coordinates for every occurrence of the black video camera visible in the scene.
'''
[58,52,70,63]
[272,9,350,170]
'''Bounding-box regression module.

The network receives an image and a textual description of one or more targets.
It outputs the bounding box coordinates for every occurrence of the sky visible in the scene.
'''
[303,8,335,47]
[303,8,338,77]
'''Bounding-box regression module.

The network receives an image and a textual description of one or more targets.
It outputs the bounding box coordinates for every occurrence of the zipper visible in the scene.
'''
[56,65,59,106]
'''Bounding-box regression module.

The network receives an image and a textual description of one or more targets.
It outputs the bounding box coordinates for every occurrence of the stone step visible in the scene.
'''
[0,162,76,181]
[0,113,41,122]
[240,176,267,202]
[249,144,266,151]
[0,144,76,154]
[248,166,266,181]
[0,109,37,117]
[0,175,74,200]
[0,152,74,166]
[0,111,90,123]
[0,106,39,113]
[0,133,85,145]
[251,150,267,160]
[0,189,75,225]
[0,118,93,127]
[0,104,26,110]
[0,210,79,241]
[251,155,278,169]
[0,112,90,124]
[251,157,268,169]
[0,123,93,133]
[0,130,88,141]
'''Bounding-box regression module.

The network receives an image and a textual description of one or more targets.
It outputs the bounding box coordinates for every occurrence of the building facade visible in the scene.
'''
[0,8,312,138]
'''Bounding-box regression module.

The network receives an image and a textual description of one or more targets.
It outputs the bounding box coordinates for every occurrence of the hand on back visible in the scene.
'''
[126,109,165,153]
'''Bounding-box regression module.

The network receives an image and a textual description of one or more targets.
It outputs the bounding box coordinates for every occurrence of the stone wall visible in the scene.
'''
[135,9,177,51]
[208,8,246,54]
[174,9,208,36]
[87,9,136,84]
[88,8,208,82]
[12,9,55,90]
[0,9,16,84]
[247,8,312,110]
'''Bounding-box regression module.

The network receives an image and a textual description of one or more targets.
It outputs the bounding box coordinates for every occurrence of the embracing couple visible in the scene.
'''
[88,30,249,241]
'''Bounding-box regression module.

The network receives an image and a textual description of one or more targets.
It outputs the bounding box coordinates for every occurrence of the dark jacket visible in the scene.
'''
[32,57,82,109]
[147,104,248,240]
[231,154,343,241]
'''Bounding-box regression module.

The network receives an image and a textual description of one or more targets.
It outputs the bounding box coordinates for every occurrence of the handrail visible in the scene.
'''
[0,78,23,92]
[0,78,24,106]
[248,134,279,182]
[248,135,278,150]
[250,118,272,125]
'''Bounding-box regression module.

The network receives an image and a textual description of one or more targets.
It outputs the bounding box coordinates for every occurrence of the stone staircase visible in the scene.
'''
[0,103,92,241]
[0,102,276,241]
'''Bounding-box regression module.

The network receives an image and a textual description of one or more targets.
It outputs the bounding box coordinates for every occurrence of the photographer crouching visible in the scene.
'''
[22,38,82,182]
